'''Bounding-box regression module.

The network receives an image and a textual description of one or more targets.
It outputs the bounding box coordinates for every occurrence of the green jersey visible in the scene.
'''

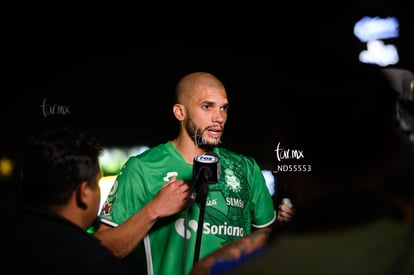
[99,141,276,275]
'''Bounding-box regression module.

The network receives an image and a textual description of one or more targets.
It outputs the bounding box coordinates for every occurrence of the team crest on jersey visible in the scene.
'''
[224,169,241,192]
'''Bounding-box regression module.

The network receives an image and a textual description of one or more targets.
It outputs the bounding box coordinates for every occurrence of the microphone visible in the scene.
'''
[193,151,220,184]
[189,152,220,204]
[192,152,220,264]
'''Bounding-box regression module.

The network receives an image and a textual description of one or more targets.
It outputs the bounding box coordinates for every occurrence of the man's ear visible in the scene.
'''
[173,104,185,121]
[75,181,89,209]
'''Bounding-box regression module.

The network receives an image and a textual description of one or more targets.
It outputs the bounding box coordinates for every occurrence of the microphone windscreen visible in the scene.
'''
[193,152,220,184]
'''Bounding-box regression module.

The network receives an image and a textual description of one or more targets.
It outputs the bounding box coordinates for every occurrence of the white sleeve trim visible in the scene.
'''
[252,210,276,228]
[100,218,119,228]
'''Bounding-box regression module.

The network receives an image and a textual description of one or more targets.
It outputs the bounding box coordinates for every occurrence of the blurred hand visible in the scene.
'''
[277,198,295,223]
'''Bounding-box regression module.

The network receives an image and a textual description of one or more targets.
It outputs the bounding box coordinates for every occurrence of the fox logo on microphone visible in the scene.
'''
[193,152,220,184]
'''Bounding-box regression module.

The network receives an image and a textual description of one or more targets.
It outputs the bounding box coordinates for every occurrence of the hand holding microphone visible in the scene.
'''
[277,198,295,223]
[151,176,191,218]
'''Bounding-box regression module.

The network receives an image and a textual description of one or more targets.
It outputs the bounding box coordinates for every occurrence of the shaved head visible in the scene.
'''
[175,72,226,105]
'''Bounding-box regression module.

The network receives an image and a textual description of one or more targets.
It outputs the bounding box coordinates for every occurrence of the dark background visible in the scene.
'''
[2,1,413,185]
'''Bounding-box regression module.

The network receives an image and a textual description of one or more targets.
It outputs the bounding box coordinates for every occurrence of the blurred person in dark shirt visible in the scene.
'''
[9,127,128,275]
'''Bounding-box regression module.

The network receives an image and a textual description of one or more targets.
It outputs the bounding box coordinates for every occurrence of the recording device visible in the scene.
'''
[193,151,220,184]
